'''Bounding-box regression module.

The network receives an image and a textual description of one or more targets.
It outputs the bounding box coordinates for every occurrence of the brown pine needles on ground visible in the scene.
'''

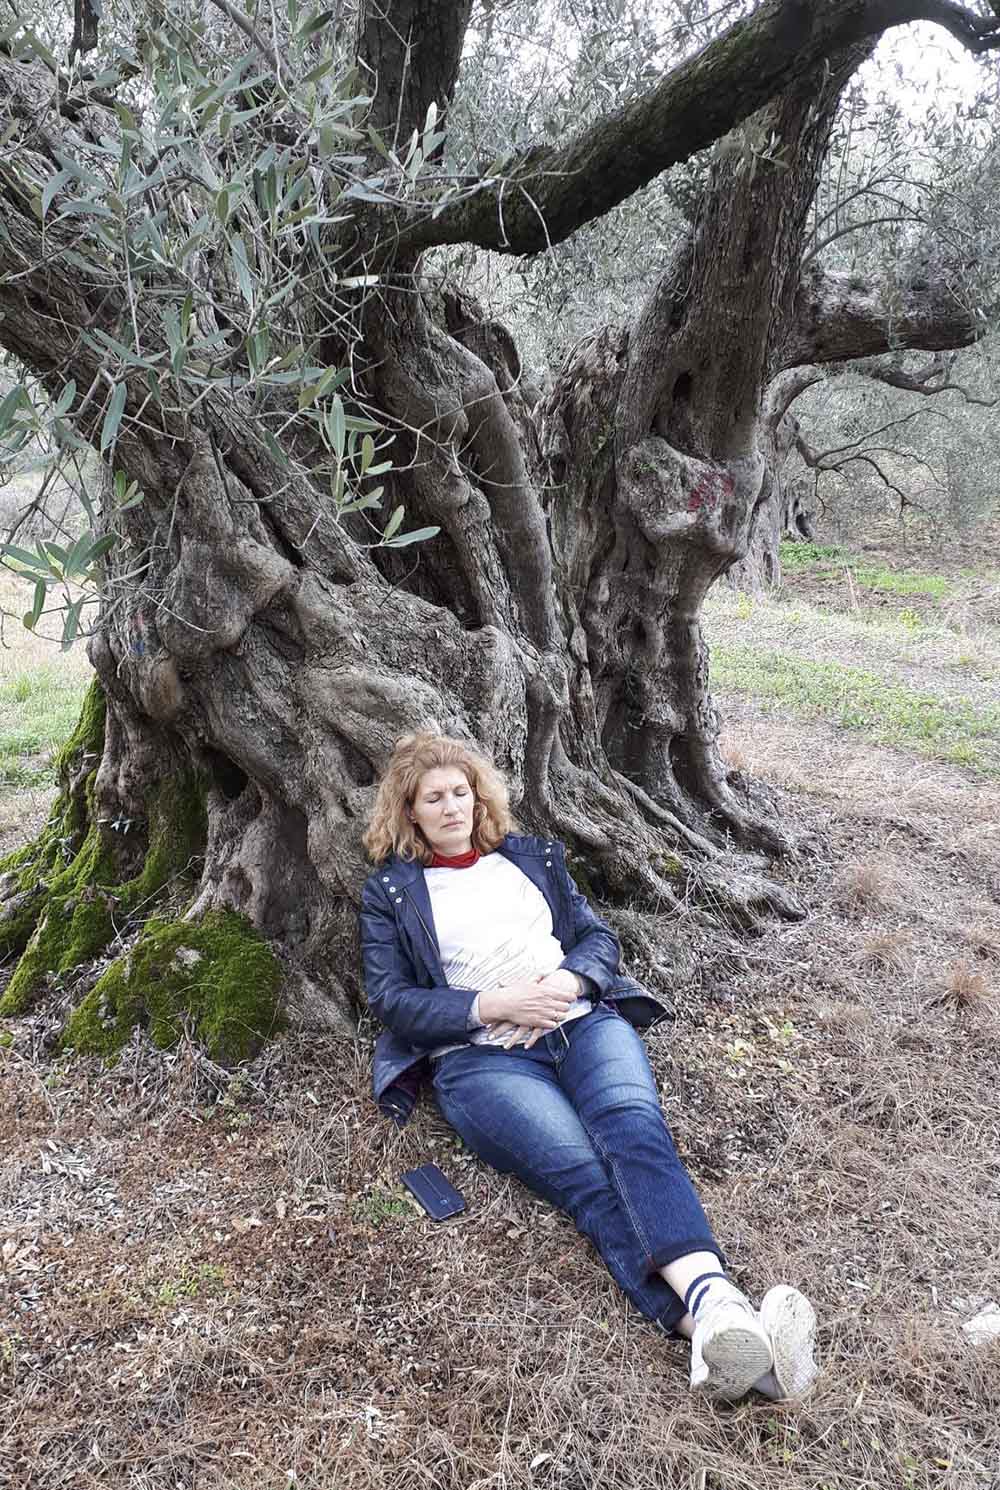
[3,535,1000,1489]
[3,702,1000,1490]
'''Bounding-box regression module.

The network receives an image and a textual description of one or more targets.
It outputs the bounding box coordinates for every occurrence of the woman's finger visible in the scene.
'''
[523,1027,546,1049]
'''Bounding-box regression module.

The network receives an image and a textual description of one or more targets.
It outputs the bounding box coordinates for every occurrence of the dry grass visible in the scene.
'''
[932,960,996,1015]
[859,928,914,974]
[0,570,94,678]
[4,544,1000,1489]
[4,714,1000,1490]
[962,921,1000,962]
[835,856,910,912]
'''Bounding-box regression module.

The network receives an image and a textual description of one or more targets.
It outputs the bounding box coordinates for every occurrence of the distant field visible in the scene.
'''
[0,569,93,852]
[706,538,1000,777]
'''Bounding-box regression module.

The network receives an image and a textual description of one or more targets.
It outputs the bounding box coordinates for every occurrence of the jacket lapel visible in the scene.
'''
[387,855,444,978]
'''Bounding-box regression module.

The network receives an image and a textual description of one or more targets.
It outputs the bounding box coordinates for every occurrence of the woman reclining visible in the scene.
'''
[360,731,817,1401]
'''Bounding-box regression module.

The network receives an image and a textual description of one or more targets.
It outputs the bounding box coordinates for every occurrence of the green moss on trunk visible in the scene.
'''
[2,680,282,1065]
[0,670,207,1019]
[0,766,207,1017]
[65,910,284,1063]
[53,676,106,778]
[0,824,117,1014]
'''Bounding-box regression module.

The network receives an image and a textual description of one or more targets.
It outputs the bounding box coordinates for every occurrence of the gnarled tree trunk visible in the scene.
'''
[0,0,993,1050]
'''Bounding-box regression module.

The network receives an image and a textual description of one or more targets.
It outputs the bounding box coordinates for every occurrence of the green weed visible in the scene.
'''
[153,1262,225,1307]
[778,542,950,599]
[896,608,923,631]
[0,666,91,786]
[779,541,847,571]
[353,1188,415,1228]
[711,646,1000,774]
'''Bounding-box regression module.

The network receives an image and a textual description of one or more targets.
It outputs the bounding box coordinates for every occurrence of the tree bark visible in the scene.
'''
[0,4,993,1043]
[380,0,1000,258]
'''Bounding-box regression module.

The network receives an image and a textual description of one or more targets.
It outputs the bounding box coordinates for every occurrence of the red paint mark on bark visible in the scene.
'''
[687,471,734,513]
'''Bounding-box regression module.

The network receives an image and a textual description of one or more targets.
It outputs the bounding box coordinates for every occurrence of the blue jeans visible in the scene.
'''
[432,1004,721,1332]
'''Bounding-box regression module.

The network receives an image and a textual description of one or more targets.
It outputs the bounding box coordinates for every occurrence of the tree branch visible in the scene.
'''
[202,0,281,73]
[801,212,928,264]
[383,0,1000,257]
[861,351,1000,405]
[780,262,981,367]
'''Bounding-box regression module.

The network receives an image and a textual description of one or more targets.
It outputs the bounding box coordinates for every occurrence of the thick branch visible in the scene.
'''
[385,0,1000,257]
[358,0,472,143]
[780,264,980,367]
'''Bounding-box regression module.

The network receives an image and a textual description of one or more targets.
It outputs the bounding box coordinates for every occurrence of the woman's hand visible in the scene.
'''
[477,977,576,1031]
[484,1021,536,1050]
[535,968,582,998]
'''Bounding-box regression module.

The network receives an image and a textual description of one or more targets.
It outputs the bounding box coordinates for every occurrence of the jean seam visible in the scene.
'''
[563,1011,660,1260]
[586,1121,657,1261]
[439,1087,674,1319]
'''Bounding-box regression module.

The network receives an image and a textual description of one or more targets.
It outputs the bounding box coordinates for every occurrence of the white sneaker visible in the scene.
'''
[754,1285,819,1400]
[690,1296,774,1400]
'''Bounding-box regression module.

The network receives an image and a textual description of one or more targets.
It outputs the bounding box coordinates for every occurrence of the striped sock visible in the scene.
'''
[685,1271,751,1319]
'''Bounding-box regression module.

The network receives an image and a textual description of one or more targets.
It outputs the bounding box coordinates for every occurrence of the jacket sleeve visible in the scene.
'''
[360,877,480,1048]
[557,858,621,997]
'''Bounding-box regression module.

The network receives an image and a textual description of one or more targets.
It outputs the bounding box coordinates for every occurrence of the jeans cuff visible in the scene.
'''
[645,1240,726,1279]
[653,1295,690,1337]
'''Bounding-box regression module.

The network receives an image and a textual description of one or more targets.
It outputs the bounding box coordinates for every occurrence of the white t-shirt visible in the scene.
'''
[424,853,591,1056]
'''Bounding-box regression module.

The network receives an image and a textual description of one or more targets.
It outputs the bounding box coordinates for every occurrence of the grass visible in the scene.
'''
[0,570,94,798]
[0,663,92,787]
[711,646,1000,774]
[779,541,952,598]
[852,566,950,599]
[2,534,998,1490]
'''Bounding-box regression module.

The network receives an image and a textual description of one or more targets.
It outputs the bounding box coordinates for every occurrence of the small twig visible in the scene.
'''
[202,0,281,73]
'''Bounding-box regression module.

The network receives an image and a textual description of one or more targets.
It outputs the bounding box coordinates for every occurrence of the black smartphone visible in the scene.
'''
[400,1163,466,1221]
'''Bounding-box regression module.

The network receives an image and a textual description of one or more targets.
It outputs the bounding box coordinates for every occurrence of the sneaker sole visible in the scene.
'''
[759,1285,818,1400]
[699,1318,774,1400]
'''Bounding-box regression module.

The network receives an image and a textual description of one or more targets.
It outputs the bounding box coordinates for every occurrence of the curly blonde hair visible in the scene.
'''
[364,732,511,865]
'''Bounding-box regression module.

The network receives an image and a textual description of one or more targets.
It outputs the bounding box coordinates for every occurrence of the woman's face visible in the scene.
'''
[409,767,476,856]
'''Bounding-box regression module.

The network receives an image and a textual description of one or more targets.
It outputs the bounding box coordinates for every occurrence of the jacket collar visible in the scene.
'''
[380,834,552,884]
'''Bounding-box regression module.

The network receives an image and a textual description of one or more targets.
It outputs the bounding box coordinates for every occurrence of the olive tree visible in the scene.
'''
[1,0,998,1051]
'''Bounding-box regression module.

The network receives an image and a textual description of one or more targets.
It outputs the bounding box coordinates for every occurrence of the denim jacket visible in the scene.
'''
[360,833,673,1125]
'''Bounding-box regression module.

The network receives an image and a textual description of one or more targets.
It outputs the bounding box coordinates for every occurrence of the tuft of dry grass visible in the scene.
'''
[858,928,914,974]
[962,919,1000,963]
[717,730,748,774]
[835,856,906,911]
[933,959,996,1014]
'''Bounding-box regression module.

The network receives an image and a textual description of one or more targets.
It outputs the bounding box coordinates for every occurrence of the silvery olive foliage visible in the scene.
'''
[0,0,442,644]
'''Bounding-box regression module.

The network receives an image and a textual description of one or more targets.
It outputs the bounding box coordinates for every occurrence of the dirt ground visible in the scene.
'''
[2,536,1000,1489]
